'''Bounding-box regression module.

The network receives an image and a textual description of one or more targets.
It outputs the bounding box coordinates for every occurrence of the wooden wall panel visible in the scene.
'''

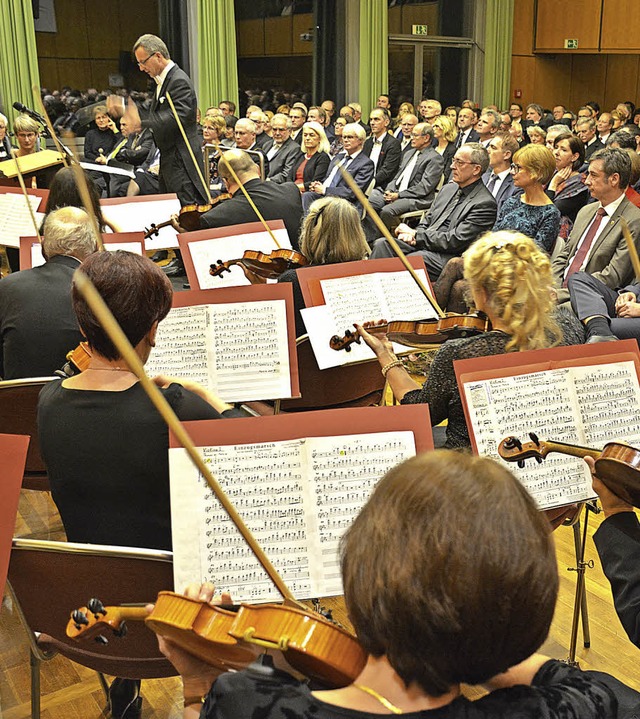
[512,0,535,56]
[400,5,438,35]
[509,56,536,107]
[85,2,121,59]
[265,17,292,56]
[52,0,89,59]
[37,59,60,94]
[237,19,265,57]
[54,59,92,92]
[569,55,607,109]
[533,56,573,110]
[291,13,313,55]
[90,60,120,90]
[601,0,640,51]
[388,6,401,34]
[118,0,158,49]
[535,0,601,52]
[603,55,640,110]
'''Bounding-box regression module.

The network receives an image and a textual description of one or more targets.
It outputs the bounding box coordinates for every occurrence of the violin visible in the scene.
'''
[210,248,308,284]
[144,194,232,239]
[498,432,640,508]
[330,312,491,352]
[59,341,92,376]
[67,591,366,687]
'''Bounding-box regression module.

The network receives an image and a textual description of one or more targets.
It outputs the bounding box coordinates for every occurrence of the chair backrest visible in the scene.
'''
[278,336,386,412]
[0,377,57,490]
[8,538,177,679]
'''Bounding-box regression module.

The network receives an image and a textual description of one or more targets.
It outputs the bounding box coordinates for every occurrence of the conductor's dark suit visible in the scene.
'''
[370,179,497,280]
[0,255,83,380]
[199,178,303,248]
[142,64,207,206]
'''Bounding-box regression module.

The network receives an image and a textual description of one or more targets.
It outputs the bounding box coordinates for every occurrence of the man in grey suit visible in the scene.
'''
[369,143,497,281]
[366,123,444,236]
[265,114,302,184]
[554,148,640,309]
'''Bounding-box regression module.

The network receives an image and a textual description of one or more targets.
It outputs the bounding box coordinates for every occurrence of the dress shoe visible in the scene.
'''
[151,250,168,263]
[182,282,191,290]
[109,678,142,719]
[162,258,186,277]
[586,334,618,344]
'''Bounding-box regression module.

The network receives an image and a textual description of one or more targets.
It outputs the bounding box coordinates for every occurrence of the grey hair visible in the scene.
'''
[271,113,292,130]
[235,118,256,135]
[463,142,490,174]
[414,122,434,140]
[590,147,632,189]
[482,109,501,130]
[576,118,596,132]
[343,122,366,141]
[42,206,97,260]
[133,34,170,59]
[0,113,7,128]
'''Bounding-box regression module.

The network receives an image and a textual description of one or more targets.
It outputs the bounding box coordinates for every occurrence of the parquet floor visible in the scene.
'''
[1,488,639,719]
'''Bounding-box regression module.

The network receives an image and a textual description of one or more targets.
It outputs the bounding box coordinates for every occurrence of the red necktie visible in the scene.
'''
[563,207,608,287]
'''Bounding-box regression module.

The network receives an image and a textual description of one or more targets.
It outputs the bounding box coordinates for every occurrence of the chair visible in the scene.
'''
[248,335,387,415]
[0,377,57,491]
[7,537,176,719]
[398,208,427,227]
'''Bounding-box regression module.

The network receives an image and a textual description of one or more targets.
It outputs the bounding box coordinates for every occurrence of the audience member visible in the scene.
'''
[289,121,330,191]
[454,107,479,148]
[431,115,457,183]
[265,113,302,184]
[484,132,520,212]
[546,134,589,237]
[576,118,604,161]
[362,108,401,188]
[475,109,500,148]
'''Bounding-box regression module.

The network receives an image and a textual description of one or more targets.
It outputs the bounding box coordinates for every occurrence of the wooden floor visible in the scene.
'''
[1,489,639,719]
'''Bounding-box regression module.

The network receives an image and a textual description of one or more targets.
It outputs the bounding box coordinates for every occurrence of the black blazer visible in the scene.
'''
[440,142,456,183]
[363,133,402,188]
[289,151,330,190]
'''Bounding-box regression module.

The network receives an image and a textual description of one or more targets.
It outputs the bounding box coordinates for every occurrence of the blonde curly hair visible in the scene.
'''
[463,230,561,352]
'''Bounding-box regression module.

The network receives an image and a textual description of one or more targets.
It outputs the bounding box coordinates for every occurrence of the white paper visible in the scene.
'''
[146,300,292,402]
[100,197,181,250]
[463,360,640,509]
[80,161,135,178]
[188,228,292,290]
[169,431,416,601]
[26,239,144,270]
[0,193,44,248]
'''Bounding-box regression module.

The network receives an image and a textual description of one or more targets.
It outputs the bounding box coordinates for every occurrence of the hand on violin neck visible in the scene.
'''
[170,212,187,233]
[584,457,634,517]
[355,322,394,361]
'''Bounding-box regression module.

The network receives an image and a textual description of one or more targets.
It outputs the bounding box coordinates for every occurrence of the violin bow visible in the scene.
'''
[213,141,282,250]
[337,163,445,317]
[165,92,213,205]
[9,149,42,244]
[73,269,299,606]
[33,84,70,168]
[621,218,640,283]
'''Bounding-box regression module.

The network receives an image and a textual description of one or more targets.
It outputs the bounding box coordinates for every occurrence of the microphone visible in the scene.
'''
[12,102,47,126]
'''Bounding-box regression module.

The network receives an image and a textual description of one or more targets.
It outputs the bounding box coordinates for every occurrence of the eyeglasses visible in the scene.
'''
[137,53,155,67]
[342,134,358,140]
[411,133,426,138]
[451,157,478,167]
[510,163,523,174]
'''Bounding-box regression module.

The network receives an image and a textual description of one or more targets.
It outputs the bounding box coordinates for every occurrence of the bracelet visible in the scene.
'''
[381,359,404,378]
[183,695,205,707]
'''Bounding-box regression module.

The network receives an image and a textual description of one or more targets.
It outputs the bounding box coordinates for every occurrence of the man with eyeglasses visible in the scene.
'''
[265,114,303,184]
[394,114,419,152]
[365,123,444,239]
[128,34,207,276]
[369,143,497,281]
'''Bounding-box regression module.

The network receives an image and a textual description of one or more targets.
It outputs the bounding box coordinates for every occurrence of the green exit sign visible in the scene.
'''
[412,24,428,36]
[564,38,579,49]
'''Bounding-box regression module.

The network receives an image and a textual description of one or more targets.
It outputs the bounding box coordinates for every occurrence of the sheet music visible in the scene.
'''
[145,300,292,402]
[0,193,44,248]
[187,228,291,290]
[101,197,180,250]
[169,431,416,601]
[463,360,640,509]
[80,161,135,178]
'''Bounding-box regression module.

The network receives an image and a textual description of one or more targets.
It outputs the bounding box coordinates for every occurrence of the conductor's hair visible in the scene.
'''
[133,34,170,60]
[73,251,173,361]
[341,450,558,696]
[218,149,259,183]
[42,207,97,262]
[300,197,369,264]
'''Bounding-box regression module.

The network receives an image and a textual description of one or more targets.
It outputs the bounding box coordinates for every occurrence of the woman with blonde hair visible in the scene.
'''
[358,231,583,448]
[431,115,457,183]
[13,114,41,158]
[288,120,330,191]
[278,196,369,336]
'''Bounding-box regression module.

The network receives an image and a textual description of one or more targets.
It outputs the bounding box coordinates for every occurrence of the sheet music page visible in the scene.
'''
[463,368,593,509]
[30,242,45,268]
[26,239,143,270]
[188,228,291,290]
[377,271,440,321]
[146,305,212,387]
[0,194,44,248]
[208,300,291,401]
[101,198,181,250]
[169,431,416,601]
[303,431,416,596]
[146,300,292,402]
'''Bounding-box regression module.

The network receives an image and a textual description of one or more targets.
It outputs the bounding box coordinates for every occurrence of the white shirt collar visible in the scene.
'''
[600,193,626,216]
[154,60,176,87]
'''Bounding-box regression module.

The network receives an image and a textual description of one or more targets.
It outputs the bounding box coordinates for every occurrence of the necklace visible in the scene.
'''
[85,366,132,372]
[352,683,403,714]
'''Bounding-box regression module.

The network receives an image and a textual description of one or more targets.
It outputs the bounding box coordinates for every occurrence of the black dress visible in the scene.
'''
[38,380,244,550]
[198,659,634,718]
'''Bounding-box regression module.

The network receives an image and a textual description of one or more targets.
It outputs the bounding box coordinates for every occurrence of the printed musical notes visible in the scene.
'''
[145,299,292,402]
[462,360,640,510]
[169,431,416,602]
[0,192,44,248]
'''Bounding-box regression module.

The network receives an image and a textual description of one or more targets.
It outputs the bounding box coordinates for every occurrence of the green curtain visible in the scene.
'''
[483,0,514,109]
[197,0,238,112]
[0,0,40,121]
[358,0,388,116]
